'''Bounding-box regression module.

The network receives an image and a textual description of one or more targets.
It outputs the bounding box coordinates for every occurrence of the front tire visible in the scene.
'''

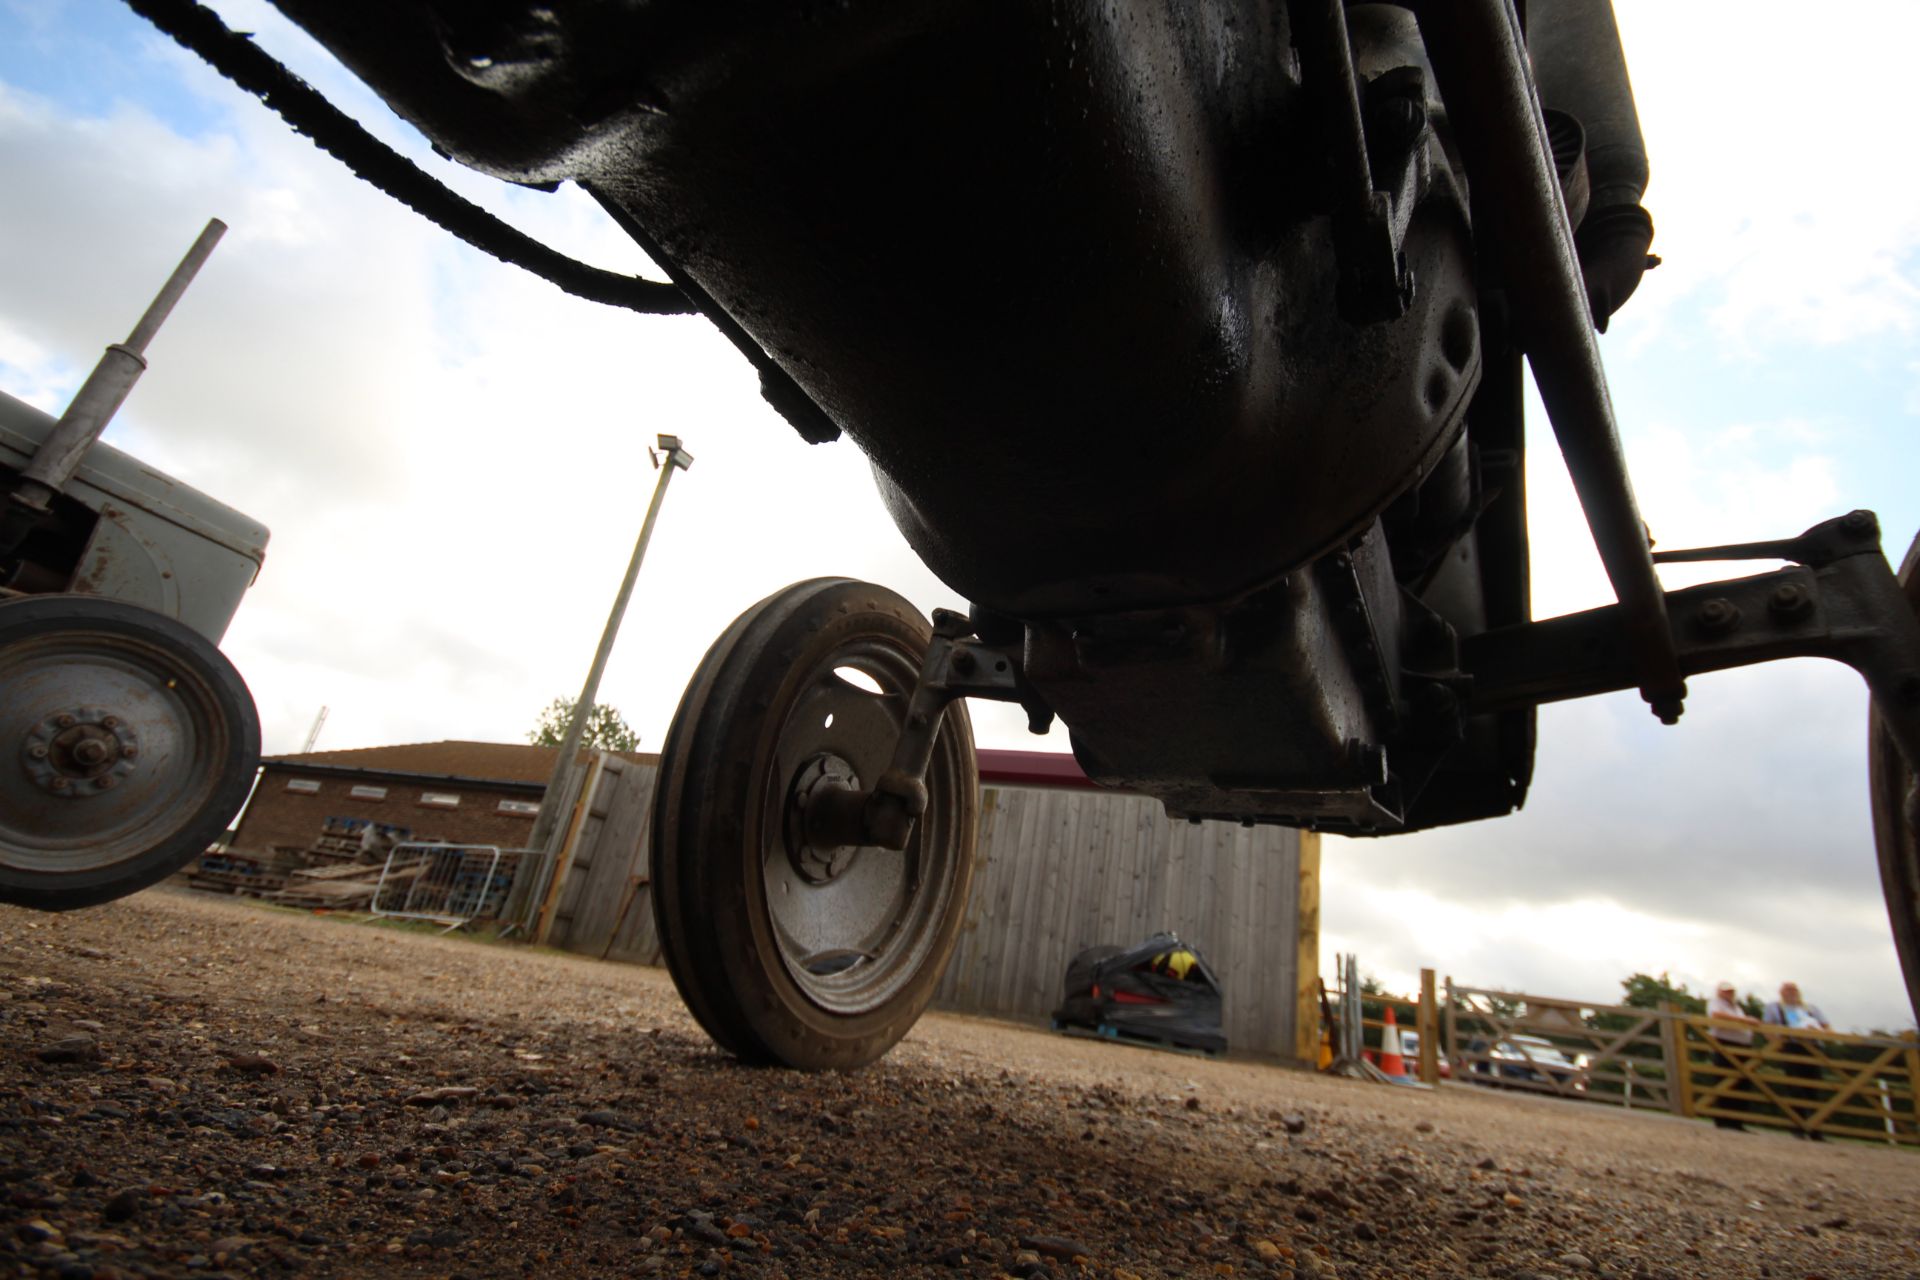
[0,595,260,910]
[651,578,978,1068]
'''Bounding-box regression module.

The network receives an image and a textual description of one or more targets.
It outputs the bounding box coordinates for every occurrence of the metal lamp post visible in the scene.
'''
[524,433,694,873]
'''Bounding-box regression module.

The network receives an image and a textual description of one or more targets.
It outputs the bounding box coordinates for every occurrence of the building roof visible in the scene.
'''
[265,740,657,787]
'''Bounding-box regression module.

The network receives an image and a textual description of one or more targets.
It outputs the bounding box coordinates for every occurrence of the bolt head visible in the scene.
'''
[1696,598,1740,633]
[101,716,118,729]
[55,714,75,729]
[1842,510,1877,536]
[51,778,70,792]
[27,745,47,760]
[94,776,116,791]
[122,746,138,759]
[1769,583,1812,618]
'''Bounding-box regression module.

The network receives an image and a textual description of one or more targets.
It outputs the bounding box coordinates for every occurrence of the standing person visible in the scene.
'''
[1706,981,1759,1131]
[1763,982,1832,1140]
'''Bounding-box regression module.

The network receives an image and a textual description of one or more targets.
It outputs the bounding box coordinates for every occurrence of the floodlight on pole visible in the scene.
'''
[524,434,694,866]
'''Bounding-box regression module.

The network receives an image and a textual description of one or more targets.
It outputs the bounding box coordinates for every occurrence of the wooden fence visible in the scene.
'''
[1417,980,1920,1143]
[1446,981,1676,1109]
[1675,1016,1919,1142]
[933,786,1316,1060]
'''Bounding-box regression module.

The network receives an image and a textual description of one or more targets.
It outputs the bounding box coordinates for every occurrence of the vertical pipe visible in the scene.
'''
[1415,0,1685,721]
[21,218,227,495]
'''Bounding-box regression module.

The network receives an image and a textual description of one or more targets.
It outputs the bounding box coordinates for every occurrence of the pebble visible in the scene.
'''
[37,1034,98,1064]
[404,1086,478,1105]
[1022,1234,1093,1260]
[6,891,1911,1280]
[102,1189,142,1223]
[224,1053,280,1075]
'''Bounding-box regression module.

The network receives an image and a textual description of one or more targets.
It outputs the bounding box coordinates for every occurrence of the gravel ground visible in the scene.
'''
[0,889,1914,1280]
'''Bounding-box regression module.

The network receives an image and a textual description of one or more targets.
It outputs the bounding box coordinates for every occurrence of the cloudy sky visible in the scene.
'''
[3,1,1917,1031]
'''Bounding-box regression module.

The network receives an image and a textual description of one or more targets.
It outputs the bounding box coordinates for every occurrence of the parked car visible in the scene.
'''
[1465,1034,1588,1092]
[1397,1029,1452,1079]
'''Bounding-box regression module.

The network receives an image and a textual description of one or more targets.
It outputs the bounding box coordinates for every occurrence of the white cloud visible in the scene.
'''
[1613,0,1920,355]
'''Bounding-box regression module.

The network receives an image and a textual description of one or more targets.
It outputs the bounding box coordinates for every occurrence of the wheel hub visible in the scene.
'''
[20,706,140,797]
[786,755,863,883]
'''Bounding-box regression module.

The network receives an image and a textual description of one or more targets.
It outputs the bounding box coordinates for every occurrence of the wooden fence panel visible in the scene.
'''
[931,786,1305,1059]
[541,754,658,958]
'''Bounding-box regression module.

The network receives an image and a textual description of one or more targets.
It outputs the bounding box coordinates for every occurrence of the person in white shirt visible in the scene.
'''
[1706,982,1759,1131]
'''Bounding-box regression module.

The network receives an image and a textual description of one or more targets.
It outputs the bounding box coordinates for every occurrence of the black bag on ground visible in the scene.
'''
[1051,932,1227,1055]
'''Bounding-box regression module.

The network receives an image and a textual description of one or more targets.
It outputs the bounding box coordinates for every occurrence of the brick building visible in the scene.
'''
[230,741,656,856]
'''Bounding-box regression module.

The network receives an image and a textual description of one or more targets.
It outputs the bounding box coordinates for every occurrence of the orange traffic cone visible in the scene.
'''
[1379,1007,1409,1080]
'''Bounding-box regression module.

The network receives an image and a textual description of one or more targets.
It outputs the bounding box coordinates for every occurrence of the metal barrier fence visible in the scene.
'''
[372,843,528,929]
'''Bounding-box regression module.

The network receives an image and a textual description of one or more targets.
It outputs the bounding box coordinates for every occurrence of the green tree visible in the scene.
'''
[1618,971,1706,1015]
[527,698,641,752]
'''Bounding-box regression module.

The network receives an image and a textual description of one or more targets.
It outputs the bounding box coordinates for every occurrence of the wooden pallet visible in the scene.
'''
[188,868,289,896]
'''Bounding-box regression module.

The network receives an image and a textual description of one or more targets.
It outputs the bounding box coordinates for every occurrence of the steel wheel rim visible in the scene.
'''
[759,634,963,1016]
[0,628,227,874]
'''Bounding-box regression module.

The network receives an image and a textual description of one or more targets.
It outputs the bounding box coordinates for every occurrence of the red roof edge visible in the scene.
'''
[976,748,1098,791]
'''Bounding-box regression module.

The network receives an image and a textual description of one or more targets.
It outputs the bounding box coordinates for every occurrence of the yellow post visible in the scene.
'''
[533,752,605,945]
[1906,1036,1920,1137]
[1418,968,1439,1085]
[1660,1002,1694,1118]
[1293,830,1322,1066]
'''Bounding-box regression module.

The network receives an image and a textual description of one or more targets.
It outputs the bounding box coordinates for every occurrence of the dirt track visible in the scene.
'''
[0,889,1914,1280]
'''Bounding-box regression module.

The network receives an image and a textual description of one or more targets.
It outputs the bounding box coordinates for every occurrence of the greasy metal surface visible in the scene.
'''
[1462,514,1920,722]
[1030,524,1393,830]
[1415,0,1682,721]
[1869,530,1920,1021]
[264,0,1480,616]
[225,0,1725,840]
[1528,0,1656,328]
[0,390,267,643]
